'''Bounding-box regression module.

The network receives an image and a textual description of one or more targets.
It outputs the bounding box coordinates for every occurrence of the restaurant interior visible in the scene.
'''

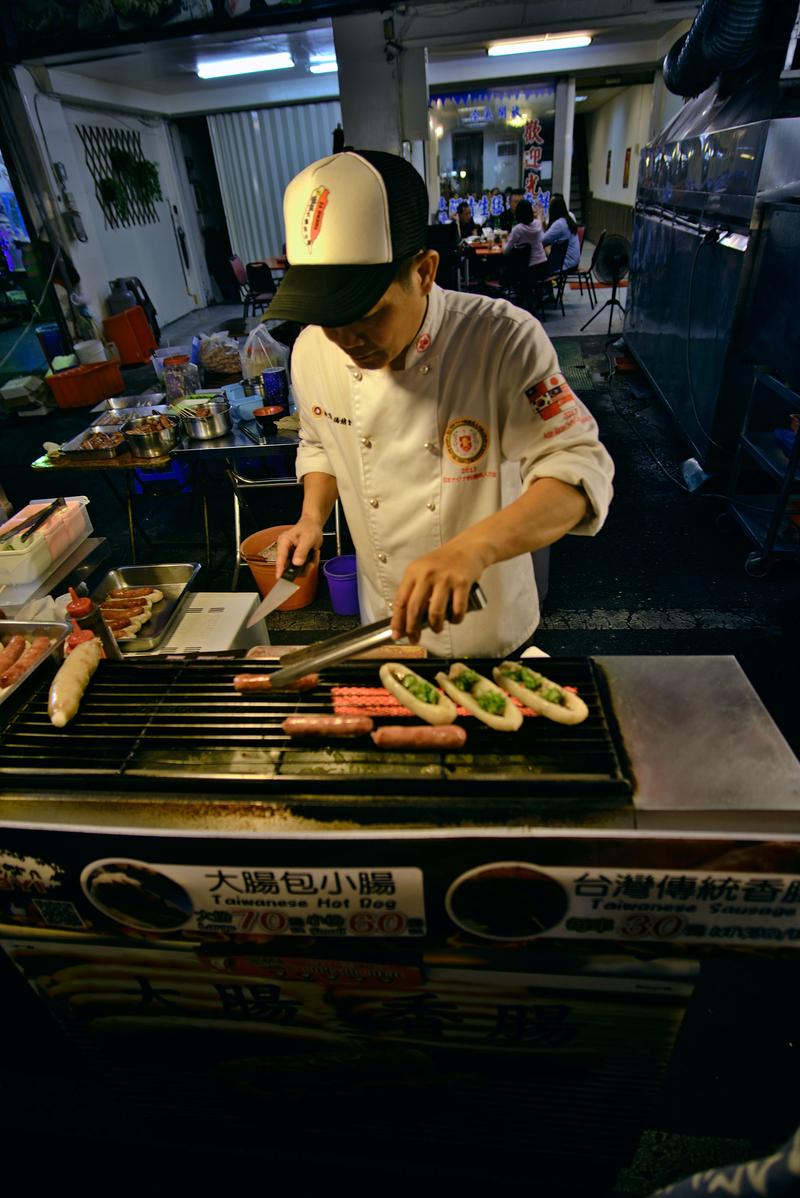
[0,0,799,1190]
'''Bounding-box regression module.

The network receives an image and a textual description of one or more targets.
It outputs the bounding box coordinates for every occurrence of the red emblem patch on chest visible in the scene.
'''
[525,373,577,420]
[416,333,431,353]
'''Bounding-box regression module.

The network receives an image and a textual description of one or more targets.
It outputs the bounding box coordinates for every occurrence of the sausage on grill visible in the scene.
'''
[0,635,26,678]
[282,715,374,737]
[371,725,467,749]
[233,673,319,692]
[0,636,51,688]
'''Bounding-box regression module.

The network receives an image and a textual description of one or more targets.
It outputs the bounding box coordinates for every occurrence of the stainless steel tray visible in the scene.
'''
[0,620,70,706]
[91,563,201,653]
[91,393,164,413]
[94,406,169,427]
[60,426,129,460]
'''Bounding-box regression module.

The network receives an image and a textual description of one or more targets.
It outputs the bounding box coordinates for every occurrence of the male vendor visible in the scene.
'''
[265,150,614,658]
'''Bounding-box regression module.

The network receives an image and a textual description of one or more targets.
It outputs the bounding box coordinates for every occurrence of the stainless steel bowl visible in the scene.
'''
[180,399,232,441]
[123,414,179,458]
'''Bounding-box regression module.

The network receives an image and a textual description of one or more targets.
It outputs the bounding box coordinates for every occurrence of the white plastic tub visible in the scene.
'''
[0,497,92,585]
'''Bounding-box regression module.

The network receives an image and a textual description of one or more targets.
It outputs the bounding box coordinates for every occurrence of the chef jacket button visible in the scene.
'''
[423,441,437,452]
[426,501,436,510]
[370,497,379,508]
[419,364,430,375]
[377,552,387,563]
[353,371,363,381]
[361,437,372,448]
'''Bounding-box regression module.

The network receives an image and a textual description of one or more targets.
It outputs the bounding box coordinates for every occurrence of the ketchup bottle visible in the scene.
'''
[66,587,122,660]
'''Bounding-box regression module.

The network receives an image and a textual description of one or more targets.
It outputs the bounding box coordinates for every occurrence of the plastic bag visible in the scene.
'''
[198,333,241,375]
[240,324,289,380]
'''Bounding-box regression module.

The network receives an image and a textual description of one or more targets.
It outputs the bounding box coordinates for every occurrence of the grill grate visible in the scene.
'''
[0,658,632,812]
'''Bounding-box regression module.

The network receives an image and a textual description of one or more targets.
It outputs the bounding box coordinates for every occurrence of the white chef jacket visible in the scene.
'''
[292,283,614,658]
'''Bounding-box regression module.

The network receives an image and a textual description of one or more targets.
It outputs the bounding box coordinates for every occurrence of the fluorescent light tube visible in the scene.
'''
[197,52,294,80]
[488,34,592,57]
[309,61,338,74]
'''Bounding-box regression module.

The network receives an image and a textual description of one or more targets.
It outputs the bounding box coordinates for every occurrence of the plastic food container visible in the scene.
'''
[123,414,179,459]
[45,361,125,409]
[0,497,93,585]
[179,398,232,440]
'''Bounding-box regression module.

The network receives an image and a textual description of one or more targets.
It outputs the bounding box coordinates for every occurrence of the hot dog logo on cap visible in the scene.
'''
[525,373,577,420]
[302,186,330,249]
[444,417,488,466]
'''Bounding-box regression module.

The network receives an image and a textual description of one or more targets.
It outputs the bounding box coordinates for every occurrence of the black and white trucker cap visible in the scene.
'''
[265,150,429,327]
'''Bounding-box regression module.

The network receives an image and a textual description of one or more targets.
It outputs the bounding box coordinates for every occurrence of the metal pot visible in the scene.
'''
[180,399,232,440]
[123,413,179,459]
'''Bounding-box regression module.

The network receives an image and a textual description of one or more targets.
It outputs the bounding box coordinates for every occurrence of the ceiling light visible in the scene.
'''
[488,34,592,57]
[197,52,294,80]
[309,60,338,74]
[576,95,588,102]
[435,125,444,139]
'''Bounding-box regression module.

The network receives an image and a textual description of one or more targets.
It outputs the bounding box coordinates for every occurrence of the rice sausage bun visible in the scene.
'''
[435,662,523,732]
[48,637,102,728]
[379,662,458,726]
[493,661,589,726]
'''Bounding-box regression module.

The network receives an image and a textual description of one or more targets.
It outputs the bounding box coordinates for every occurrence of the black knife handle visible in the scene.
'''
[281,558,312,584]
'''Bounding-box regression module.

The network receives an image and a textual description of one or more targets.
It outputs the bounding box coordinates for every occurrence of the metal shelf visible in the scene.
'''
[739,432,800,485]
[728,496,799,557]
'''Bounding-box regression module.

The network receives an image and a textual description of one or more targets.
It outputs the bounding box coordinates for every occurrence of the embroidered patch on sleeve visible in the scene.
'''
[525,372,578,420]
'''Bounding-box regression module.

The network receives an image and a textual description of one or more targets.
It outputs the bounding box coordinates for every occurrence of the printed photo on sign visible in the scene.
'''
[525,374,577,421]
[444,418,489,466]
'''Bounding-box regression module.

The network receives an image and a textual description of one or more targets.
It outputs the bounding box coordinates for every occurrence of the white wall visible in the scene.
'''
[586,85,653,207]
[14,68,206,329]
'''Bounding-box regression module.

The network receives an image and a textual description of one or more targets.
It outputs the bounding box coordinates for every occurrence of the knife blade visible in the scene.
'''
[265,582,488,688]
[246,558,312,627]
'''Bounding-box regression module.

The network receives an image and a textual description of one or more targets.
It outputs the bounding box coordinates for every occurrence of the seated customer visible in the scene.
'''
[502,198,549,280]
[455,201,481,241]
[542,194,581,271]
[499,190,522,232]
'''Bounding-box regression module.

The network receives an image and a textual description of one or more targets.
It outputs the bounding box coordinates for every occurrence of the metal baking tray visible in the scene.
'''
[91,563,201,653]
[94,406,169,427]
[60,425,129,460]
[0,620,70,707]
[91,393,164,413]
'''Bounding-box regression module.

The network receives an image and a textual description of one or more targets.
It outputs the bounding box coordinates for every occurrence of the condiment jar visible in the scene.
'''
[163,356,201,402]
[66,587,122,660]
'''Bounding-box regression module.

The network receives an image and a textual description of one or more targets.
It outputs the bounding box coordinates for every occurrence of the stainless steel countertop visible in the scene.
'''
[0,655,797,836]
[173,425,298,455]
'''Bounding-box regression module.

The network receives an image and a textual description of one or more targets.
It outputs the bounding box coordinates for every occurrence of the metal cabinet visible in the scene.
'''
[728,372,800,575]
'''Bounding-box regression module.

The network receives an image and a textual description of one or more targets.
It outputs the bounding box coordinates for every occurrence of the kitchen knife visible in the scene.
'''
[264,582,488,688]
[246,558,313,627]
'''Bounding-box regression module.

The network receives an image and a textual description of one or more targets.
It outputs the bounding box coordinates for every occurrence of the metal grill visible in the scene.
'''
[0,658,632,815]
[77,123,160,229]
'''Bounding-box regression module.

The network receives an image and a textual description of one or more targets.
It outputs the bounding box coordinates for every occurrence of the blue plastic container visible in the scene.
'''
[322,554,359,616]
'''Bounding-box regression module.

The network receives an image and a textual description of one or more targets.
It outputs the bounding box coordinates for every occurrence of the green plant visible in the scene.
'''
[103,146,163,218]
[98,176,130,222]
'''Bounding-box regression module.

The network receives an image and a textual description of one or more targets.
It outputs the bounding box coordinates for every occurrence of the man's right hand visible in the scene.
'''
[275,516,324,577]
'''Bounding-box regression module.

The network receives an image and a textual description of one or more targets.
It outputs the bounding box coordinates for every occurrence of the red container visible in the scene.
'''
[45,361,125,409]
[103,305,158,365]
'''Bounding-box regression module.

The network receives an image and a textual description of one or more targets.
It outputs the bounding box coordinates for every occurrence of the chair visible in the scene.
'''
[230,255,275,319]
[502,247,539,312]
[426,223,461,291]
[562,230,605,309]
[539,238,570,318]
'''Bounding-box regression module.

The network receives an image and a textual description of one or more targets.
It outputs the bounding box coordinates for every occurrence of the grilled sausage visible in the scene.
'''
[0,636,52,688]
[233,673,319,692]
[108,586,163,602]
[0,635,26,678]
[493,661,589,726]
[379,662,458,725]
[371,725,467,749]
[48,637,102,727]
[435,662,523,732]
[282,715,374,737]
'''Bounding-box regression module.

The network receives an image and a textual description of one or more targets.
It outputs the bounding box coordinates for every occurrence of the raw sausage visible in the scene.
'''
[108,586,163,602]
[100,598,152,612]
[0,635,26,678]
[282,715,373,737]
[0,636,52,688]
[48,637,102,727]
[371,725,467,749]
[233,673,319,692]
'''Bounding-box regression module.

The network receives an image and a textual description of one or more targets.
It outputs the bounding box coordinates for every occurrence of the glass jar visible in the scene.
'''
[163,357,200,402]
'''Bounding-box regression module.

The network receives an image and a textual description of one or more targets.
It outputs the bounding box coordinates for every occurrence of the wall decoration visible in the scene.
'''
[606,150,612,186]
[77,125,162,230]
[623,147,632,189]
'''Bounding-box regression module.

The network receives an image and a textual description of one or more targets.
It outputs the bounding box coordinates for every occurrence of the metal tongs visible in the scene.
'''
[266,582,488,689]
[0,496,66,545]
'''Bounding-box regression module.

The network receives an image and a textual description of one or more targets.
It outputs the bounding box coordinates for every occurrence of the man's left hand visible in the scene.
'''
[390,544,486,643]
